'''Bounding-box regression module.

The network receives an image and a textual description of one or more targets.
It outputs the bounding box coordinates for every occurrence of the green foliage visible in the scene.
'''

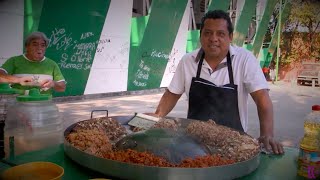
[289,0,320,31]
[281,0,320,67]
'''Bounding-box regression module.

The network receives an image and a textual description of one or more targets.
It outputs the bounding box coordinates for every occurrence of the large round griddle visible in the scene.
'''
[64,116,260,180]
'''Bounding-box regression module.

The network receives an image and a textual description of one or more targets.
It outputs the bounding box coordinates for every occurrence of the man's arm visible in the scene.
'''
[0,74,19,84]
[40,79,66,92]
[0,70,32,85]
[0,70,16,83]
[53,81,66,92]
[155,89,182,117]
[250,89,284,154]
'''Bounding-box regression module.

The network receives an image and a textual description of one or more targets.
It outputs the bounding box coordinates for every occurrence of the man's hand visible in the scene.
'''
[40,79,66,92]
[17,76,33,86]
[258,136,284,154]
[40,79,55,89]
[250,90,284,155]
[143,113,160,117]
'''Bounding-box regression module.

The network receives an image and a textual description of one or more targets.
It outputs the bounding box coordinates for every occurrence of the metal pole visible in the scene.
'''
[276,0,282,81]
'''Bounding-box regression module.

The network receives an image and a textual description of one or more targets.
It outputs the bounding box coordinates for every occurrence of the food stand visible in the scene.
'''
[0,115,305,179]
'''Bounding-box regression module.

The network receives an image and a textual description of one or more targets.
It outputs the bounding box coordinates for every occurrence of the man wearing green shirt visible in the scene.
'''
[0,31,66,94]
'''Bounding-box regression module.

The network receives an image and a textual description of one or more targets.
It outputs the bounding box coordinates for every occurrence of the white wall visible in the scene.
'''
[0,0,24,64]
[84,0,133,94]
[160,0,190,87]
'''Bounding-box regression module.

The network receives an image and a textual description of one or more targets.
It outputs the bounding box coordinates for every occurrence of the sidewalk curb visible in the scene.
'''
[53,88,166,103]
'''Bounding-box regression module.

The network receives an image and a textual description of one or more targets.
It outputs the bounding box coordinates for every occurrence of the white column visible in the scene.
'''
[0,0,24,64]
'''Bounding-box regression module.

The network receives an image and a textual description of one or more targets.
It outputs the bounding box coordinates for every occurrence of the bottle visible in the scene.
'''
[298,105,320,178]
[0,83,19,159]
[4,88,63,157]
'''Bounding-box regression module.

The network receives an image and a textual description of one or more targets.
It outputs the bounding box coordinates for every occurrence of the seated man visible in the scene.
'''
[0,31,66,94]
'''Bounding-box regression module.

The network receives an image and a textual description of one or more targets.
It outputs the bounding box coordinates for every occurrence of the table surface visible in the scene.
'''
[0,116,307,179]
[0,144,305,180]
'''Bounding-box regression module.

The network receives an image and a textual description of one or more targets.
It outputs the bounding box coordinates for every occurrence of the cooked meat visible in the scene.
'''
[67,118,259,167]
[73,117,127,141]
[66,129,112,157]
[151,118,179,131]
[186,120,260,162]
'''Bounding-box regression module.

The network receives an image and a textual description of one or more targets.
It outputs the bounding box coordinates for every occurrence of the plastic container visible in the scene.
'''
[0,83,19,159]
[4,88,63,157]
[1,161,64,180]
[298,105,320,178]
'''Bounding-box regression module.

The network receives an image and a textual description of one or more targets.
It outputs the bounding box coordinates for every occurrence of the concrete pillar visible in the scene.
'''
[256,0,267,31]
[235,0,245,27]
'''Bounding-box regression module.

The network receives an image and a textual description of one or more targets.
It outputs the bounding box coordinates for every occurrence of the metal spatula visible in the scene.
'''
[127,113,160,130]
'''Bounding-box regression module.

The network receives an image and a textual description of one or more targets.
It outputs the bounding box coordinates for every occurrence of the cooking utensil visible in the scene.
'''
[1,161,64,180]
[64,116,260,180]
[127,113,160,129]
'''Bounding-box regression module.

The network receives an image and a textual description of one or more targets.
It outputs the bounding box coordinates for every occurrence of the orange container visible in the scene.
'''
[1,161,64,180]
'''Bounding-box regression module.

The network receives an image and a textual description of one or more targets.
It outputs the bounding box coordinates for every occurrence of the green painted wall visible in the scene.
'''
[208,0,230,11]
[37,0,110,96]
[243,43,253,51]
[186,30,200,53]
[232,0,258,46]
[252,0,278,57]
[24,0,44,50]
[129,15,149,77]
[1,0,290,97]
[258,48,269,67]
[127,0,188,90]
[130,16,149,48]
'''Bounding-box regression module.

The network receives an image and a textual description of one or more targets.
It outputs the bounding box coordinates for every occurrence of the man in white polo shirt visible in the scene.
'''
[155,10,283,154]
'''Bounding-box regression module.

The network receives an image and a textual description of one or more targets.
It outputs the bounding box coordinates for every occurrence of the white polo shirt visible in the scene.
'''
[168,45,269,132]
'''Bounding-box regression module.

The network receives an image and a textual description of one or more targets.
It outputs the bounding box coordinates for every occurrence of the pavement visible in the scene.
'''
[56,81,320,148]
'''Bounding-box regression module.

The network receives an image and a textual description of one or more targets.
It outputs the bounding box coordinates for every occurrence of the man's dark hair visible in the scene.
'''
[200,10,233,35]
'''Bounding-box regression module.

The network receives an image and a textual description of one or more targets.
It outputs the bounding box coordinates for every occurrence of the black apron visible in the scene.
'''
[187,50,244,132]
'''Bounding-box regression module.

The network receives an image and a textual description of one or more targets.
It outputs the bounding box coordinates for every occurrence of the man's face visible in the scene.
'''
[25,38,47,61]
[200,18,233,60]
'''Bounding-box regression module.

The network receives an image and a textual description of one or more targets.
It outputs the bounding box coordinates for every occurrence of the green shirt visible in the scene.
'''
[0,55,65,94]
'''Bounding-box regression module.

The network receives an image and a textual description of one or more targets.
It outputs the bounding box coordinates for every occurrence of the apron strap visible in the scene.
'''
[196,49,205,78]
[195,50,234,86]
[226,51,234,85]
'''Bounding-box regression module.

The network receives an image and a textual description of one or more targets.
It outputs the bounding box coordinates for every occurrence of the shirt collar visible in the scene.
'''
[23,54,46,62]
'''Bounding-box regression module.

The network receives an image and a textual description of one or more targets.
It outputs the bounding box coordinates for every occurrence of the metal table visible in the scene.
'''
[0,144,305,179]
